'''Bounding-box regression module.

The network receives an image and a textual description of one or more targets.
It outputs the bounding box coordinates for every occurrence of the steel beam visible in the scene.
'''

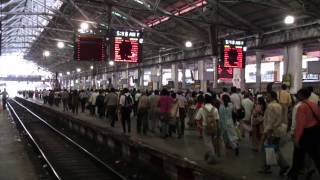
[0,12,54,16]
[1,26,74,33]
[114,8,183,48]
[207,0,262,32]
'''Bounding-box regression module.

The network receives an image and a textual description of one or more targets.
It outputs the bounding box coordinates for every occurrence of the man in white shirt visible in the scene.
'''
[241,92,254,135]
[308,86,319,105]
[88,90,99,116]
[230,86,241,110]
[195,94,220,164]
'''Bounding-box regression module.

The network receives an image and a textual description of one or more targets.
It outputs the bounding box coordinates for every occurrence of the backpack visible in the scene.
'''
[204,107,218,135]
[124,95,133,110]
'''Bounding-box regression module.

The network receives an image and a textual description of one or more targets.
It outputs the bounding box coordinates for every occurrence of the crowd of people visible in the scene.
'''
[19,84,319,179]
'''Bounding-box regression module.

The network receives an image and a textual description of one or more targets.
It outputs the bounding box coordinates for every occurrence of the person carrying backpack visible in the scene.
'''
[119,88,133,133]
[195,94,220,164]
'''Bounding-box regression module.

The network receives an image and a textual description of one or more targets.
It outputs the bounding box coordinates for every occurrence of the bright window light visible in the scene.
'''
[185,41,192,48]
[284,15,295,25]
[57,42,65,48]
[80,22,89,30]
[43,51,50,57]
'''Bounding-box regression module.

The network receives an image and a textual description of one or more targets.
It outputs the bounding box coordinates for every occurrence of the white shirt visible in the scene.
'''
[120,93,133,106]
[195,104,219,127]
[230,93,241,110]
[89,92,99,105]
[309,92,319,104]
[291,102,301,134]
[177,94,187,108]
[135,93,141,102]
[242,98,254,121]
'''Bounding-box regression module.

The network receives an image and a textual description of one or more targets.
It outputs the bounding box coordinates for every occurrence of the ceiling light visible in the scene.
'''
[284,15,295,25]
[57,42,65,48]
[80,22,89,30]
[66,71,70,75]
[139,38,144,44]
[76,68,81,72]
[90,65,94,70]
[243,46,247,52]
[58,73,63,77]
[185,41,192,48]
[43,50,50,57]
[109,61,115,66]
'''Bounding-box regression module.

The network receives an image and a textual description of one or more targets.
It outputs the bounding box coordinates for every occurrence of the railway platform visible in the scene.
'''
[0,110,38,180]
[22,97,309,180]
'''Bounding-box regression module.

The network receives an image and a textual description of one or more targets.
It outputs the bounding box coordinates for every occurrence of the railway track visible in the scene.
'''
[7,99,127,180]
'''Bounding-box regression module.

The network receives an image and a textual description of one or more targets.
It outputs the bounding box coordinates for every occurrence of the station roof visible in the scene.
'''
[1,0,320,73]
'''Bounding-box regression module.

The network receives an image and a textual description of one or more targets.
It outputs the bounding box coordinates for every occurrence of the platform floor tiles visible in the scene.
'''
[0,110,39,180]
[31,98,320,180]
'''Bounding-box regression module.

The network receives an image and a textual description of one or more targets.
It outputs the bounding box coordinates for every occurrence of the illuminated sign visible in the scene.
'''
[222,40,245,68]
[114,37,139,63]
[115,30,141,38]
[112,30,142,63]
[75,35,106,61]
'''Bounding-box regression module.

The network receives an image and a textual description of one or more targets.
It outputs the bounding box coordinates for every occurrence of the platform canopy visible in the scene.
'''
[1,0,320,73]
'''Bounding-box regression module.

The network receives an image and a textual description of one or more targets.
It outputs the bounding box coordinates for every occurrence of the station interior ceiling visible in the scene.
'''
[1,0,320,75]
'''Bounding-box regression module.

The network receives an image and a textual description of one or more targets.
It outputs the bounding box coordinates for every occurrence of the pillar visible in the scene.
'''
[181,63,186,89]
[283,43,303,94]
[256,50,263,92]
[151,66,158,90]
[198,60,206,92]
[212,56,218,88]
[125,64,129,88]
[171,63,178,91]
[274,61,281,82]
[139,68,144,89]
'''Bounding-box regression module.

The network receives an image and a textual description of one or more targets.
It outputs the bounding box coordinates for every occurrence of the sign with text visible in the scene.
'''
[222,39,245,68]
[111,30,142,63]
[74,35,106,61]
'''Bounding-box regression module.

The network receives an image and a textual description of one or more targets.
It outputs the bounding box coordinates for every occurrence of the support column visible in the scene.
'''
[151,66,158,90]
[171,63,178,91]
[256,50,263,92]
[198,60,206,92]
[126,64,129,88]
[181,63,186,89]
[283,43,303,94]
[139,68,144,88]
[158,65,163,89]
[274,61,281,81]
[212,56,218,88]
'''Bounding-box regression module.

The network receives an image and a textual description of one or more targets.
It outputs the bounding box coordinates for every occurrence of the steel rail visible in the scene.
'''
[9,98,127,180]
[7,101,63,180]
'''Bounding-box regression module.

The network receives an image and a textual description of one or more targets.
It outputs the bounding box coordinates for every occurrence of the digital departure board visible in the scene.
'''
[111,30,142,63]
[74,35,106,61]
[114,37,139,63]
[222,40,245,68]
